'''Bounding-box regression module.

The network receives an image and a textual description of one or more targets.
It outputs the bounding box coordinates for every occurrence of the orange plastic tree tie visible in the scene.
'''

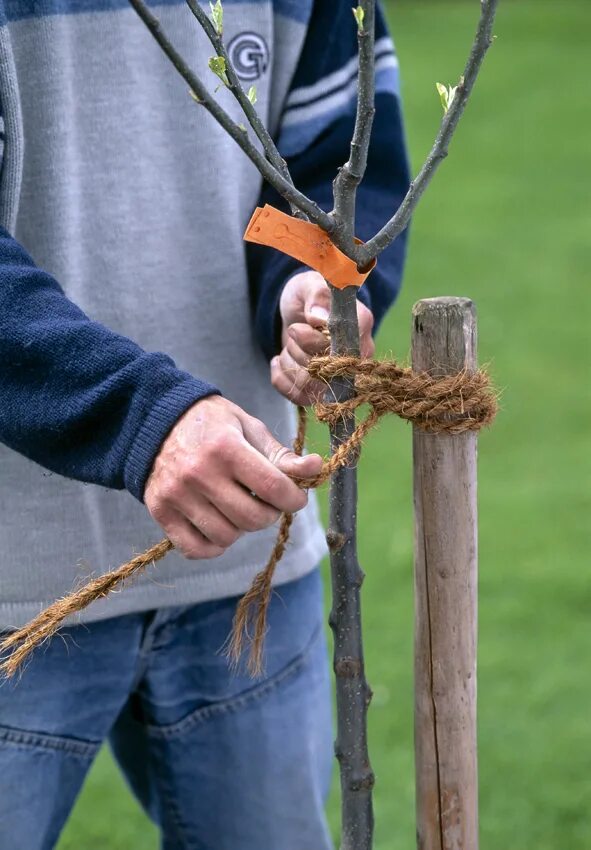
[243,204,376,290]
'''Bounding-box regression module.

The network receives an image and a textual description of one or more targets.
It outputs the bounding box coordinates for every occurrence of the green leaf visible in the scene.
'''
[209,0,223,35]
[436,81,459,114]
[247,85,257,105]
[352,4,365,32]
[436,82,449,112]
[208,56,229,87]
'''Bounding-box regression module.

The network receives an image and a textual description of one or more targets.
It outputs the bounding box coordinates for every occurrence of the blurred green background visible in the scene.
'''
[59,1,591,848]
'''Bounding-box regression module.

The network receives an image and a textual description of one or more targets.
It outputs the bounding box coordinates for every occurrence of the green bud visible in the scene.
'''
[436,81,459,114]
[208,56,229,87]
[209,0,223,35]
[352,5,365,32]
[247,85,257,105]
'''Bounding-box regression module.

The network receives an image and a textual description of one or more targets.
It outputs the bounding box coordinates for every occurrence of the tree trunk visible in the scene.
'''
[327,285,374,850]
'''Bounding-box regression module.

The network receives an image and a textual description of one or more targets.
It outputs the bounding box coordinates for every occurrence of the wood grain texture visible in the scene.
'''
[412,297,479,850]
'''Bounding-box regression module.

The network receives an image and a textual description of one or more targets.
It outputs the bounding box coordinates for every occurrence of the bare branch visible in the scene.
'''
[332,1,376,245]
[128,0,333,231]
[184,0,303,219]
[348,2,377,191]
[358,0,499,265]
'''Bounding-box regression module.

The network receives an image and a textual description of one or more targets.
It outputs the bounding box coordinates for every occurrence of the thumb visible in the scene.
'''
[240,415,323,480]
[275,450,324,481]
[303,274,331,328]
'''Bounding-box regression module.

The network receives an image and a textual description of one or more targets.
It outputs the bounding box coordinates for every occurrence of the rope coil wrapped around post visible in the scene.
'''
[0,353,497,678]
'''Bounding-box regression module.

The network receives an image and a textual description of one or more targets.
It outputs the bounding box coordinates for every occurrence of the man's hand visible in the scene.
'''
[271,270,375,405]
[144,396,323,559]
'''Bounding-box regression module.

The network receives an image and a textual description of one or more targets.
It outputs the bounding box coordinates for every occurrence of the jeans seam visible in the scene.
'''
[145,623,322,740]
[140,735,207,850]
[153,765,196,849]
[0,724,99,758]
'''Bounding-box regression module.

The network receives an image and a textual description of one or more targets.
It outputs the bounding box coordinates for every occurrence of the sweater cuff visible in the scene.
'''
[124,377,220,501]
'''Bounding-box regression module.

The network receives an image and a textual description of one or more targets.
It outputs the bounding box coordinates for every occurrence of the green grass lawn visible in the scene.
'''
[58,1,591,848]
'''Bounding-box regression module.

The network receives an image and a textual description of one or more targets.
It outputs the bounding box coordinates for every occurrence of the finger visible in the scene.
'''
[271,356,322,406]
[183,497,244,549]
[277,347,310,393]
[360,334,375,358]
[356,301,374,333]
[200,480,282,532]
[356,302,375,357]
[274,449,326,482]
[284,338,333,395]
[302,275,331,328]
[271,353,308,403]
[271,363,321,406]
[238,416,323,510]
[283,344,327,401]
[159,508,226,560]
[285,336,312,368]
[288,323,330,356]
[358,331,374,355]
[238,396,323,474]
[234,445,309,512]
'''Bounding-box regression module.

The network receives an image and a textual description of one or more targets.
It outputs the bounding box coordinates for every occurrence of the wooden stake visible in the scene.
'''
[412,297,479,850]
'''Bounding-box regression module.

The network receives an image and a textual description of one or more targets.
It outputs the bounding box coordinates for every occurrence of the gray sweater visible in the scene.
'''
[0,0,408,628]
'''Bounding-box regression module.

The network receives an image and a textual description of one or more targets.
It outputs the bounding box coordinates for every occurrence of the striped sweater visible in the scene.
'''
[0,0,409,626]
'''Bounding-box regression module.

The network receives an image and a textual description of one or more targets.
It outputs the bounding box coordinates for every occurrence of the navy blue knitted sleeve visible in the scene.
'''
[247,0,411,360]
[0,229,219,499]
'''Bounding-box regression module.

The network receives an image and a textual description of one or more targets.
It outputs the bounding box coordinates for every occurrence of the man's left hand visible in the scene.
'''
[271,271,375,406]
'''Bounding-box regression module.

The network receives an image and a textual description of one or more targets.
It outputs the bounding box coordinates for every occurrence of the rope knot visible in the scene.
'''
[308,353,497,435]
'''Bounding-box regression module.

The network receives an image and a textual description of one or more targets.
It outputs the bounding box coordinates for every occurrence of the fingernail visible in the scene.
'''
[292,453,321,467]
[309,305,329,322]
[292,456,308,466]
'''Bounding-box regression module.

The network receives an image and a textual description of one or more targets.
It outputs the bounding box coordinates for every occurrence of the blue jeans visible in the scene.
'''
[0,569,333,850]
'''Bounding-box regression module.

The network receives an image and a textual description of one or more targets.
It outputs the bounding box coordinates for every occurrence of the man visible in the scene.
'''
[0,0,409,845]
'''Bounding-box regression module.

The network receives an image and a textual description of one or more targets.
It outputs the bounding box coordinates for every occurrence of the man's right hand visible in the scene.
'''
[144,396,323,559]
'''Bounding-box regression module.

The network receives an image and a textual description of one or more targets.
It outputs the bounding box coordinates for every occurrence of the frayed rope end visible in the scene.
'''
[0,538,173,678]
[225,510,295,677]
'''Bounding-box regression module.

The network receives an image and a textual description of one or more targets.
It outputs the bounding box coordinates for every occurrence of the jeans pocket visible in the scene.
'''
[145,622,324,740]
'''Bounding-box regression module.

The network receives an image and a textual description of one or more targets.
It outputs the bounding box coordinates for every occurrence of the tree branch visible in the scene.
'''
[183,0,303,218]
[332,1,376,245]
[128,0,333,231]
[357,0,499,266]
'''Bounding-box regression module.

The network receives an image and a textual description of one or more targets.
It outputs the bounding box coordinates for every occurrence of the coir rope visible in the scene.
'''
[0,354,497,678]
